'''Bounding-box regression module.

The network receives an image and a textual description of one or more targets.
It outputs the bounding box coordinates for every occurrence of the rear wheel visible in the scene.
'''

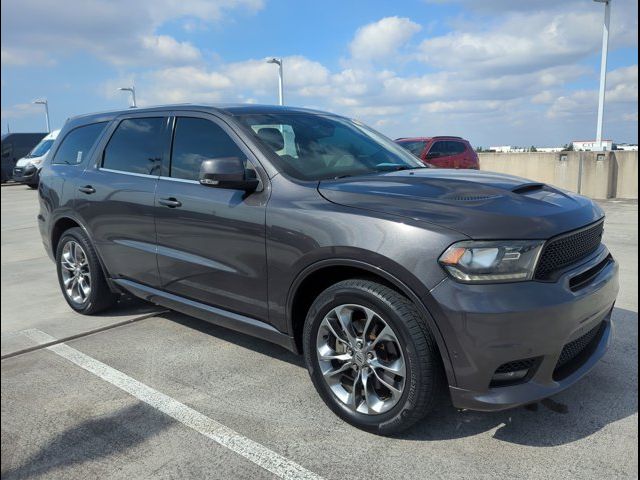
[56,227,116,314]
[303,279,442,434]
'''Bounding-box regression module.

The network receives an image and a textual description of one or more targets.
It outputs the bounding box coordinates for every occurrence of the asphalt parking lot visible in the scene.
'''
[1,183,638,479]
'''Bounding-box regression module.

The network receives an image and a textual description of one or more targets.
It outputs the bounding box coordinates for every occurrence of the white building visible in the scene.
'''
[536,147,564,153]
[489,145,512,153]
[572,140,614,151]
[616,143,638,151]
[489,146,527,153]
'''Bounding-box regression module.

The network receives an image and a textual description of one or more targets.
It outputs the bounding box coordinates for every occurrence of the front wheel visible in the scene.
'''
[303,279,442,435]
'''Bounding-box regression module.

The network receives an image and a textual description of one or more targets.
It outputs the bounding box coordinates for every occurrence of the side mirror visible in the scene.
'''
[426,152,441,160]
[199,157,259,192]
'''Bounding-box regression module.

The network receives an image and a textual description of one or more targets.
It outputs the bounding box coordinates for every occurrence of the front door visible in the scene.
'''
[154,113,270,321]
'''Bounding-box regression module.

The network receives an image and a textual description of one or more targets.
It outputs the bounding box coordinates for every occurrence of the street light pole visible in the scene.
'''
[266,57,284,105]
[33,99,50,133]
[118,86,137,108]
[594,0,611,151]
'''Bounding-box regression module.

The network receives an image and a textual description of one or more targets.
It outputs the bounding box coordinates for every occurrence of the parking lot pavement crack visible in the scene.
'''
[0,310,166,360]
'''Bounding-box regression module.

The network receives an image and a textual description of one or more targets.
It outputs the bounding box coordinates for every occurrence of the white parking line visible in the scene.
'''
[24,329,325,480]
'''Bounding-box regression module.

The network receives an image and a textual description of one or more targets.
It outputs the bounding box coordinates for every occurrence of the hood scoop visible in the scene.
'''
[511,183,547,195]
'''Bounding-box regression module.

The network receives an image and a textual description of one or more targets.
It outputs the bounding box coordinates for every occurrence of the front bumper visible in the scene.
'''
[429,245,619,411]
[12,165,39,184]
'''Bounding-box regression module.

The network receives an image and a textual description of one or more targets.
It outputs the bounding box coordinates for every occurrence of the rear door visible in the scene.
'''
[425,140,452,168]
[425,140,467,168]
[446,140,467,168]
[154,112,270,320]
[75,113,171,288]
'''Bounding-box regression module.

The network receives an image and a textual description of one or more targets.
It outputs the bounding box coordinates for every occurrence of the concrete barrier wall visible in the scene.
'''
[478,151,638,199]
[614,151,639,199]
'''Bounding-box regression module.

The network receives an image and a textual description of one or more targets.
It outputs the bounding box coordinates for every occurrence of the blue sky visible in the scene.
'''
[1,0,637,147]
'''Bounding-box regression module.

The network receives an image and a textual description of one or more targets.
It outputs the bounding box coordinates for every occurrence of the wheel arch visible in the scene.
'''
[50,215,120,294]
[286,258,456,386]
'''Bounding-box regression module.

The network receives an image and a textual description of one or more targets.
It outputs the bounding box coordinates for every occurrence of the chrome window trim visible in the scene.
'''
[98,167,159,179]
[158,175,200,185]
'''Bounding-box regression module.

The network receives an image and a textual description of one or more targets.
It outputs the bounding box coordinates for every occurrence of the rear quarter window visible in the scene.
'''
[52,122,108,165]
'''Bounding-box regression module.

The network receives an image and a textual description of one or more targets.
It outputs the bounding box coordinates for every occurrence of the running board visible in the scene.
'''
[112,278,296,352]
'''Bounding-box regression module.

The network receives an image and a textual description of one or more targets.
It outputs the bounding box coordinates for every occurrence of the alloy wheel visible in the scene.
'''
[316,304,406,415]
[60,240,91,304]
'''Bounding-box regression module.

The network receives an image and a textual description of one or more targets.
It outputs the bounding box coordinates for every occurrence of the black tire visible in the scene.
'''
[56,227,116,314]
[28,183,38,190]
[303,279,442,435]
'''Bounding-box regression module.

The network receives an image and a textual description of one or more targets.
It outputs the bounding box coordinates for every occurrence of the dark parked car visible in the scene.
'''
[1,132,47,182]
[395,136,480,169]
[38,105,618,434]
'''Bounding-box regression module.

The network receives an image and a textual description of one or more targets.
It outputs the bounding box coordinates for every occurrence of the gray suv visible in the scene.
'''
[38,105,619,434]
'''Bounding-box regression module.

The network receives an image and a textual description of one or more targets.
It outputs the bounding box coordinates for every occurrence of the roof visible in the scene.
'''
[66,103,340,128]
[395,136,465,142]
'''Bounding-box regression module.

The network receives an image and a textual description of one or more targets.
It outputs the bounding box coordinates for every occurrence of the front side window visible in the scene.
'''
[52,122,107,165]
[428,141,449,158]
[236,113,424,181]
[171,118,246,181]
[397,141,426,157]
[102,118,165,175]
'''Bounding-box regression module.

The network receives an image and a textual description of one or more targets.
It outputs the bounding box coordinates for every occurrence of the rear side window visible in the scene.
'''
[102,118,165,175]
[52,123,107,165]
[428,140,466,158]
[170,117,245,181]
[448,141,466,155]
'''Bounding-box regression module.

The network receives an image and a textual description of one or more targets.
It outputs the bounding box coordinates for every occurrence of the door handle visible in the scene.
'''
[158,197,182,208]
[78,185,96,194]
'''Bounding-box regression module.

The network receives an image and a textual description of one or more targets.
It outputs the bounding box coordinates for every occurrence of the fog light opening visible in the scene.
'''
[491,369,529,385]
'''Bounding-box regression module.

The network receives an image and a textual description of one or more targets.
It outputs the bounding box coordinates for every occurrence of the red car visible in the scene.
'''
[395,136,479,169]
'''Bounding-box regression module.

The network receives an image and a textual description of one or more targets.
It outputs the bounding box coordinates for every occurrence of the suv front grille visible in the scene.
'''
[535,220,604,280]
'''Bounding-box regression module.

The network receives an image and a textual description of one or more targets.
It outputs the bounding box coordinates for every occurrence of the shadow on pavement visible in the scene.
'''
[1,402,174,480]
[164,306,637,447]
[92,296,162,319]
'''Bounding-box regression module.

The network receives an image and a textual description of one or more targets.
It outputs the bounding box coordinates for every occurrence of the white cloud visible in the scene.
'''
[420,11,602,75]
[0,0,262,67]
[349,17,421,61]
[1,48,55,67]
[547,65,638,119]
[0,102,41,119]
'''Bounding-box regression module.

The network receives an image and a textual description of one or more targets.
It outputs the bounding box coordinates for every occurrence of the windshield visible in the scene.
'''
[27,139,55,158]
[235,113,425,181]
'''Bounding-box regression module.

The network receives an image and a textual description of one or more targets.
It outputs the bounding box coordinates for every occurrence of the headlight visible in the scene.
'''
[29,158,44,167]
[439,240,544,283]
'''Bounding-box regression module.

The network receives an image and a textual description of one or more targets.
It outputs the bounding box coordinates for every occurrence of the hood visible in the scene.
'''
[318,169,603,239]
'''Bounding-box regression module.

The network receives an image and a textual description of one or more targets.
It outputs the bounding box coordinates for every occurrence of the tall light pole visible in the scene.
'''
[265,57,284,105]
[32,99,50,133]
[118,86,137,108]
[594,0,611,151]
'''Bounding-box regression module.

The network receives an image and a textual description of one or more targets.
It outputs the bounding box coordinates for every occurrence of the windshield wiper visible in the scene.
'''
[375,165,426,173]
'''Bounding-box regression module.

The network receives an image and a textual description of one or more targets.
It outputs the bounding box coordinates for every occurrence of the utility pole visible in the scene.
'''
[594,0,611,150]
